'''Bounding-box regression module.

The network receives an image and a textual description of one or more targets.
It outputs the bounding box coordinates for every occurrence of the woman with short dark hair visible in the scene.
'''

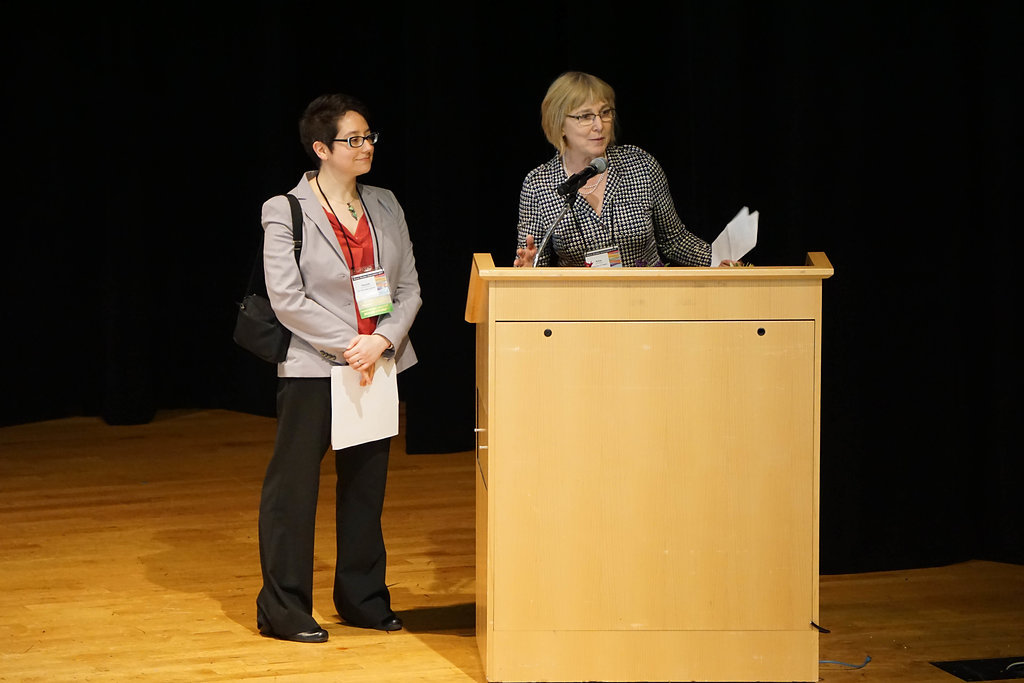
[255,93,421,643]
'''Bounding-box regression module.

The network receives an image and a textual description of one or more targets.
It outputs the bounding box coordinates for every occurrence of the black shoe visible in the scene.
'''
[260,626,329,643]
[342,613,403,632]
[378,614,403,632]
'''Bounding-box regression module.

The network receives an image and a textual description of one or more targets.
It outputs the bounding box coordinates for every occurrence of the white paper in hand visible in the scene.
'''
[711,206,759,265]
[330,358,399,450]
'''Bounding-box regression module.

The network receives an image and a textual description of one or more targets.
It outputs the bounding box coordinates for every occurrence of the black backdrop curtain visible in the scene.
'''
[3,2,1020,573]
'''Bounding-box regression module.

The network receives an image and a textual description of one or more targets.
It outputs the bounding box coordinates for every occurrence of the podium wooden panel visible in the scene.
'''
[465,253,833,683]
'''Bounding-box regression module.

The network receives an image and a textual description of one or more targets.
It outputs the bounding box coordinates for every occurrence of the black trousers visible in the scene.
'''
[256,377,392,635]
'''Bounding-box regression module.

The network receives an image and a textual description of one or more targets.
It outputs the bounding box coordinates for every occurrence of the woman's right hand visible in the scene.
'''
[344,334,390,387]
[514,234,538,267]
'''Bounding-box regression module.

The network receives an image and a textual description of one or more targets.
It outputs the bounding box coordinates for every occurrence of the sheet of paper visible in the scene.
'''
[711,206,759,265]
[330,358,399,451]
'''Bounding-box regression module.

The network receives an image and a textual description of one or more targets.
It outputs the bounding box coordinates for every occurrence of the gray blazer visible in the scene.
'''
[262,172,421,377]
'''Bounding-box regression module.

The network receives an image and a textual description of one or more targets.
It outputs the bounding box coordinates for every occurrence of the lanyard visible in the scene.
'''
[315,175,382,270]
[561,196,616,256]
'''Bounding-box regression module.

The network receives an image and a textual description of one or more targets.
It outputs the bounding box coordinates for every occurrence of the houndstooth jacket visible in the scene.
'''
[516,144,711,268]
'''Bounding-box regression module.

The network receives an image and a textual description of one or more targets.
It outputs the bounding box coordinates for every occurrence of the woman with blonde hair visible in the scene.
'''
[514,71,716,268]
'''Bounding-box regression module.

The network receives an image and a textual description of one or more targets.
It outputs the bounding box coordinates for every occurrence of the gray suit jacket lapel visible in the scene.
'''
[296,172,349,270]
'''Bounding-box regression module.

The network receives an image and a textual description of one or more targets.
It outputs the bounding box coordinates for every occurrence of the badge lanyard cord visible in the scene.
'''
[566,191,616,255]
[557,156,615,254]
[315,175,382,270]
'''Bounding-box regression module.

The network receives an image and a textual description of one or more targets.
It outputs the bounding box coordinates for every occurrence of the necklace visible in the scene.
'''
[315,174,359,220]
[562,157,606,196]
[578,174,604,196]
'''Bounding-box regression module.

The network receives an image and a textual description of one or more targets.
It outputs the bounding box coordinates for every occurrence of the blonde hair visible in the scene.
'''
[540,71,617,153]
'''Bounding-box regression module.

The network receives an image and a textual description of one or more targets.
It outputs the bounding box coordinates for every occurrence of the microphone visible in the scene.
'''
[556,157,608,196]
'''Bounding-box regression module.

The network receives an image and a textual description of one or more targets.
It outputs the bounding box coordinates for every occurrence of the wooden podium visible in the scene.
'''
[465,253,833,683]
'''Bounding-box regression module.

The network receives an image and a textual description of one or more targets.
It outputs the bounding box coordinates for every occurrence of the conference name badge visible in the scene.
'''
[584,246,623,268]
[352,268,394,319]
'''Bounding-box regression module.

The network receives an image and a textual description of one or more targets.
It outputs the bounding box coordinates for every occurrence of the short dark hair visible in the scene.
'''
[298,93,372,164]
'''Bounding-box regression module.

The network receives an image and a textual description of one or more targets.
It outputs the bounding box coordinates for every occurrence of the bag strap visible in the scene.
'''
[285,193,302,263]
[244,193,304,296]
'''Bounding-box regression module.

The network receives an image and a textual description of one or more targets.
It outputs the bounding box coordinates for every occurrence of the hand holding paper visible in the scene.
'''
[343,333,392,386]
[711,206,759,266]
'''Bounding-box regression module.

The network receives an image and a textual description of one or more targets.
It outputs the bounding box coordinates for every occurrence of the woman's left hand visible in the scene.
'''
[343,334,392,386]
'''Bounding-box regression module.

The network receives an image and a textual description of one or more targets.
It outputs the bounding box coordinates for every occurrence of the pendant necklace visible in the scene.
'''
[316,174,359,221]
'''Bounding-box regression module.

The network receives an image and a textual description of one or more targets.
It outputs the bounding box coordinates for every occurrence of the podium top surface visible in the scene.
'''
[466,253,833,323]
[470,252,832,282]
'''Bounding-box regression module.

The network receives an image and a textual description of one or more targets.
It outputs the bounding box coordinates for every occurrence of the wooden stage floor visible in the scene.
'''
[1,409,1021,682]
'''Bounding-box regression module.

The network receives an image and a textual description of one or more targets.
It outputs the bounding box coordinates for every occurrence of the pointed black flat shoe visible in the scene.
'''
[284,628,329,643]
[260,627,329,643]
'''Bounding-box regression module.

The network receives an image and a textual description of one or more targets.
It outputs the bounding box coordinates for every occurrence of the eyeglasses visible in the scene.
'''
[333,132,380,148]
[566,108,615,126]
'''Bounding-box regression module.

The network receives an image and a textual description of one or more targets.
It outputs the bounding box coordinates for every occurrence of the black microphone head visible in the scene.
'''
[590,157,608,172]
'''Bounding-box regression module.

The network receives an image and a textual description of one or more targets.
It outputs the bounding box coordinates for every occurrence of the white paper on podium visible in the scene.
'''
[711,206,759,265]
[330,358,399,451]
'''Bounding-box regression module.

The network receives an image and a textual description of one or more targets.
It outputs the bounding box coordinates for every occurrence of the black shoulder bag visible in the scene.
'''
[233,194,302,363]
